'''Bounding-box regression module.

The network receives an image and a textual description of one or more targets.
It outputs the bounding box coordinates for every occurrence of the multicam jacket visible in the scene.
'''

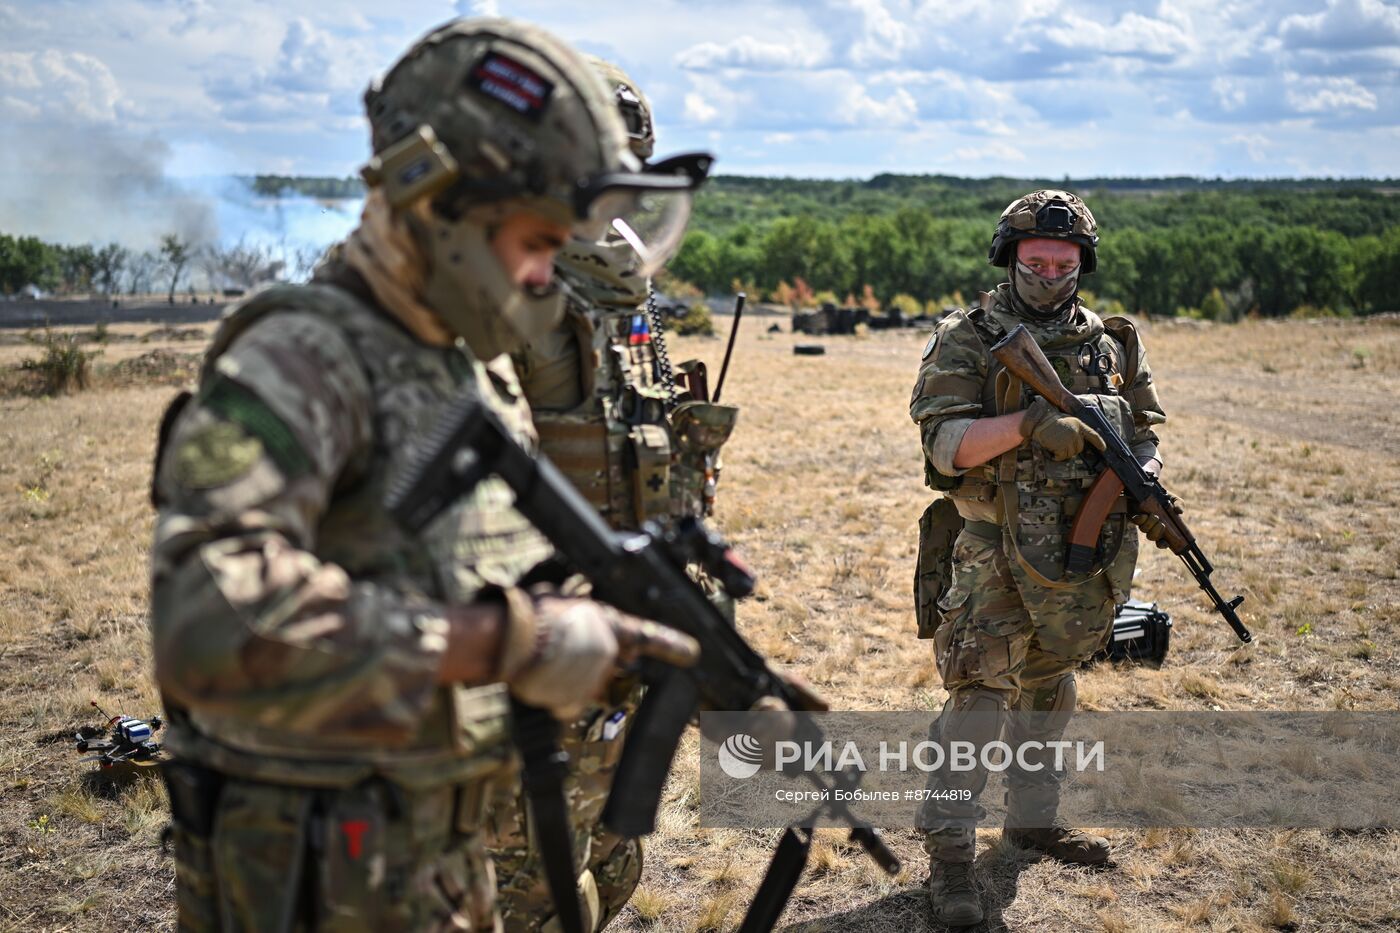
[150,269,551,788]
[910,284,1165,596]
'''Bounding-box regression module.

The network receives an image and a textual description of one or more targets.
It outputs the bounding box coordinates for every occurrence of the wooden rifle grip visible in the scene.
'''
[1140,495,1193,553]
[1066,469,1124,574]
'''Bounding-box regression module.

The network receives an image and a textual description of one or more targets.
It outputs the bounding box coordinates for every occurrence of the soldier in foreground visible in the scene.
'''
[149,18,699,930]
[910,190,1171,925]
[491,60,735,931]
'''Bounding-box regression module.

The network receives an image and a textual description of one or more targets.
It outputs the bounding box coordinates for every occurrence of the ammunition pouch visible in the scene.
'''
[915,497,964,639]
[627,423,672,525]
[670,400,739,517]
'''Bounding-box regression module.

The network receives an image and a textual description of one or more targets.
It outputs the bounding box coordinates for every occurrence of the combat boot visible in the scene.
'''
[1003,820,1110,865]
[927,859,983,927]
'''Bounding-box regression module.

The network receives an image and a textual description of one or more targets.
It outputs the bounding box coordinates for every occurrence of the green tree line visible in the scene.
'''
[670,178,1400,318]
[1,233,227,301]
[9,174,1400,318]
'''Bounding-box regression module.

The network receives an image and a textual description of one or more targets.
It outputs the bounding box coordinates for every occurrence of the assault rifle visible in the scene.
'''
[991,324,1252,643]
[385,392,900,933]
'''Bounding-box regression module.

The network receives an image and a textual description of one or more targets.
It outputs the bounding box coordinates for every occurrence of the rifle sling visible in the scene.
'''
[738,828,812,933]
[511,701,584,933]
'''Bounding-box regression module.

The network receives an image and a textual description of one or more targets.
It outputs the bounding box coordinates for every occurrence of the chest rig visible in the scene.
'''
[166,281,549,787]
[967,299,1138,592]
[532,277,737,531]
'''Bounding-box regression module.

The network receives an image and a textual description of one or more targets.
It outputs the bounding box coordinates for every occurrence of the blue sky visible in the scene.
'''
[1,0,1397,185]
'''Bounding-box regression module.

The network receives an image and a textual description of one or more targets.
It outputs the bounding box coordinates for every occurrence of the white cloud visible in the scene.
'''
[1227,132,1272,161]
[684,92,719,123]
[676,35,828,71]
[1043,10,1195,59]
[0,50,122,123]
[1285,74,1379,113]
[1212,76,1247,112]
[456,0,500,16]
[835,83,916,126]
[0,0,1397,182]
[837,0,917,66]
[1281,0,1400,50]
[950,140,1027,163]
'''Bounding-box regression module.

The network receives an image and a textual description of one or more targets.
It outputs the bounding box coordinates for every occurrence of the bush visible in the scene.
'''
[21,327,102,394]
[656,274,702,300]
[889,293,922,318]
[1199,288,1231,323]
[1288,304,1348,319]
[673,302,715,336]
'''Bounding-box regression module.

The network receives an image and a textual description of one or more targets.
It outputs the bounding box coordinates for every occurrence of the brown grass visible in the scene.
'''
[1,315,1398,931]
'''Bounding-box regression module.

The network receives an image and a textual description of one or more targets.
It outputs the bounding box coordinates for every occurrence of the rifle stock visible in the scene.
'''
[990,323,1079,413]
[990,324,1252,644]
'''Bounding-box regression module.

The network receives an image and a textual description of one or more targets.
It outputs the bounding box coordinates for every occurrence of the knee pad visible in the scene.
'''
[1011,673,1077,742]
[937,687,1012,748]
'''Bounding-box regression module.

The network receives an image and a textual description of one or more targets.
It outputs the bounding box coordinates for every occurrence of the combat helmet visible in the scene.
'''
[988,189,1099,274]
[357,18,704,356]
[558,57,712,301]
[590,56,654,161]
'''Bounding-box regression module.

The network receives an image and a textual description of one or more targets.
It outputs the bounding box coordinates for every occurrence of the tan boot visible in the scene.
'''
[927,859,983,927]
[1003,822,1110,865]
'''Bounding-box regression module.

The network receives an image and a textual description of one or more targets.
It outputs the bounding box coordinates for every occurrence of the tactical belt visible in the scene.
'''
[962,520,1002,542]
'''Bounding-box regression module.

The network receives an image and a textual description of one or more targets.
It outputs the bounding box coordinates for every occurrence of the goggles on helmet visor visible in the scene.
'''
[573,152,713,277]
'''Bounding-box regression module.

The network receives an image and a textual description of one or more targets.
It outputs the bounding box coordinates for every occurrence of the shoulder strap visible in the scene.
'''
[1100,315,1141,384]
[966,306,1006,348]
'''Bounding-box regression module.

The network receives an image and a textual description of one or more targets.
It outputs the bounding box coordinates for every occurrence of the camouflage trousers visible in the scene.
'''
[170,774,500,931]
[920,524,1115,863]
[488,685,643,932]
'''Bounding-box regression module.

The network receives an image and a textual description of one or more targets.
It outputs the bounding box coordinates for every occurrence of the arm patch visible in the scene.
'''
[201,376,312,479]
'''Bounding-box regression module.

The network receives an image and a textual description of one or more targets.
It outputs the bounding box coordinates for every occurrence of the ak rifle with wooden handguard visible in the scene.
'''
[990,323,1252,644]
[384,390,900,933]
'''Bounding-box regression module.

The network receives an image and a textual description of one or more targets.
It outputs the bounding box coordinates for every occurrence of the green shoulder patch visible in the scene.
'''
[173,421,263,488]
[200,376,313,478]
[922,332,939,360]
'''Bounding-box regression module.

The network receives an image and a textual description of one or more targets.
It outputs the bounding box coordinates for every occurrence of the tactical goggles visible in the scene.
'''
[574,152,713,277]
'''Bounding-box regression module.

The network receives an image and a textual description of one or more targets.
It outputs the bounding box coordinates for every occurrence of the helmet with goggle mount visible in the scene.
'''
[988,189,1099,274]
[559,56,714,296]
[357,18,707,356]
[589,56,654,161]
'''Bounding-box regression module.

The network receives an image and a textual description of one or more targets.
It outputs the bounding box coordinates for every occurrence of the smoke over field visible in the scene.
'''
[0,123,361,289]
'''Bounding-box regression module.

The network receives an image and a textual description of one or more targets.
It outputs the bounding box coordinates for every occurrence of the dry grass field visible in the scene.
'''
[1,314,1397,932]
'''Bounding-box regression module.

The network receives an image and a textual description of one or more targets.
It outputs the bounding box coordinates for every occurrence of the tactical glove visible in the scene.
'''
[1019,397,1106,461]
[504,595,698,719]
[1131,493,1184,549]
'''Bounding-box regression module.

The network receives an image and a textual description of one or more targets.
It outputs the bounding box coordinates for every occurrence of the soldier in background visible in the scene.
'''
[149,19,700,931]
[909,190,1172,926]
[491,59,736,932]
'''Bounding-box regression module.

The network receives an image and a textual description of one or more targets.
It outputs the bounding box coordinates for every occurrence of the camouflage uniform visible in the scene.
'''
[481,60,726,933]
[151,269,548,930]
[148,17,700,932]
[910,193,1165,870]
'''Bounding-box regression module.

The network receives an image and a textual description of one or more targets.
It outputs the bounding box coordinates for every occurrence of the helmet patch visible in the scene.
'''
[467,51,555,120]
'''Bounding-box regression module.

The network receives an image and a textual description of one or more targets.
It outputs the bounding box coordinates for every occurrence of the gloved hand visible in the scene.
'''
[1019,398,1106,461]
[505,595,699,719]
[1130,493,1184,549]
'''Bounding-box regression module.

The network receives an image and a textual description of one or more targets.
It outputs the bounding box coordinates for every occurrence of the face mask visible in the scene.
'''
[418,211,566,360]
[1012,259,1080,318]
